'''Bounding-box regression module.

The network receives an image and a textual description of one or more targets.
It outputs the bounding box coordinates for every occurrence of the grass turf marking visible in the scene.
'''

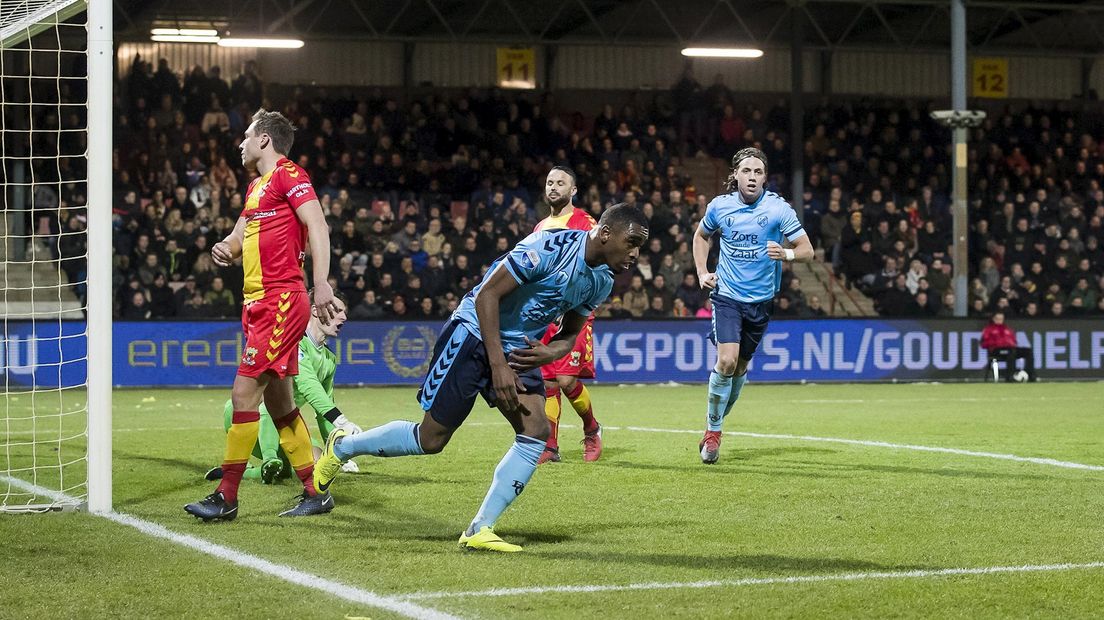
[606,425,1104,472]
[0,474,460,620]
[398,562,1104,600]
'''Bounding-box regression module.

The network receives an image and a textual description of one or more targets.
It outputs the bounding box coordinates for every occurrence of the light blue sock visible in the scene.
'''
[467,434,545,534]
[723,373,748,419]
[706,370,734,432]
[334,420,424,460]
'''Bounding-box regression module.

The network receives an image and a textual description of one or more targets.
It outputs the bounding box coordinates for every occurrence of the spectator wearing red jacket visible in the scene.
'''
[981,311,1036,382]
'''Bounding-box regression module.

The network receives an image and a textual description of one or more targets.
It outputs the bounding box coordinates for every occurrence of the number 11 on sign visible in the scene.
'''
[497,47,535,89]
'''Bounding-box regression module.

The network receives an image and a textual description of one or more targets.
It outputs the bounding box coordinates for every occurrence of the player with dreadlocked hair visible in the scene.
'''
[692,147,814,464]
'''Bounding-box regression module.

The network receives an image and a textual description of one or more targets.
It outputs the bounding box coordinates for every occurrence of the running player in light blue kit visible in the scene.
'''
[314,203,649,551]
[693,147,813,464]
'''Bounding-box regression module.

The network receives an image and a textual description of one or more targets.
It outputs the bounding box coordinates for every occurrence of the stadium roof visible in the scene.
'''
[114,0,1104,57]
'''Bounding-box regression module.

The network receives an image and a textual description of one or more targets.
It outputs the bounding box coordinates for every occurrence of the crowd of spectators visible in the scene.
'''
[104,55,1104,321]
[791,98,1104,318]
[110,55,732,320]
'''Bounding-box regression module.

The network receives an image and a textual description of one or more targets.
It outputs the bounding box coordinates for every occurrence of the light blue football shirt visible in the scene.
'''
[451,229,613,353]
[699,190,806,303]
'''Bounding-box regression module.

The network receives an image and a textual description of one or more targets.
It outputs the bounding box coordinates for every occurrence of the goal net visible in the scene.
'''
[1,0,110,513]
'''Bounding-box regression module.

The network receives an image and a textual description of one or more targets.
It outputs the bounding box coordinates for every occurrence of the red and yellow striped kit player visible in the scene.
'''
[185,109,340,522]
[533,166,604,465]
[237,158,314,379]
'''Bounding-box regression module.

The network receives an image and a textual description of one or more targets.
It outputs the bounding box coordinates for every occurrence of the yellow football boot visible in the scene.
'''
[313,428,348,494]
[458,526,522,553]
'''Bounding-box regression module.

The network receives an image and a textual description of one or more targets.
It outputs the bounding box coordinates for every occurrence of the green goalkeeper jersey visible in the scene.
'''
[294,332,337,415]
[216,332,345,476]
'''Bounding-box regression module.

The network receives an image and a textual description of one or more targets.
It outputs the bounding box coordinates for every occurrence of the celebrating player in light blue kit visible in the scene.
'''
[693,147,813,464]
[314,203,649,551]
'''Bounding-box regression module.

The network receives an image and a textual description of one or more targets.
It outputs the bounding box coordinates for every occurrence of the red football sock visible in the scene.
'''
[216,463,247,503]
[216,410,260,502]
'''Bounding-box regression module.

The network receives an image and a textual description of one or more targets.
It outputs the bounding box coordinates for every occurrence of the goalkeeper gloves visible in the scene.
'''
[324,407,362,435]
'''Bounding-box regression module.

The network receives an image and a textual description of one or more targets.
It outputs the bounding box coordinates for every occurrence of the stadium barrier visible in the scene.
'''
[3,319,1102,388]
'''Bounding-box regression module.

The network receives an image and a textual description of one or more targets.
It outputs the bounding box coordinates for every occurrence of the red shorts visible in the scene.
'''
[237,290,309,379]
[540,318,596,380]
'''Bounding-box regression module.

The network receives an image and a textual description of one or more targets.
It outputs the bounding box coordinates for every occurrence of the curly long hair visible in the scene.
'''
[725,147,769,192]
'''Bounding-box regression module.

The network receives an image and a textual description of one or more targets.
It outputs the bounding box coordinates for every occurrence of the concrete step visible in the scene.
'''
[794,258,877,317]
[790,261,843,316]
[678,155,728,198]
[0,256,81,302]
[0,300,85,320]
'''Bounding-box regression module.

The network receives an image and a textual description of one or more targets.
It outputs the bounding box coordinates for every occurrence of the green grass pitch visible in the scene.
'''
[2,382,1103,618]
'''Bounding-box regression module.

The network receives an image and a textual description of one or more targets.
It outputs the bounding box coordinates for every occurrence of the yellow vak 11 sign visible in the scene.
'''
[972,57,1008,99]
[497,47,535,89]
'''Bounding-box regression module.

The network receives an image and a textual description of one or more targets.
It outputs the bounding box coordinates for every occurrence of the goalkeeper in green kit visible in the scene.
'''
[205,292,362,484]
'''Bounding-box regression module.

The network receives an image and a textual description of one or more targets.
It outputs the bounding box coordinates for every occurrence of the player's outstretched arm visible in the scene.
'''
[766,234,814,263]
[296,199,338,324]
[212,216,246,267]
[475,266,524,413]
[693,226,717,290]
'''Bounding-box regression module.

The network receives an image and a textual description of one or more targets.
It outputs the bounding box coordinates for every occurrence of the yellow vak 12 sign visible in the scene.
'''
[972,57,1008,99]
[497,47,535,89]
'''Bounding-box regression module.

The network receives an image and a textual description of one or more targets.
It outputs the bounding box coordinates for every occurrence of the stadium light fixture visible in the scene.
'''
[150,28,218,37]
[150,34,221,43]
[218,38,304,49]
[681,47,763,58]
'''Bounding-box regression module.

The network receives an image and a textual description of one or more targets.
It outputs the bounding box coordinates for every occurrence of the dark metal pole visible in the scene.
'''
[790,1,805,223]
[950,0,968,316]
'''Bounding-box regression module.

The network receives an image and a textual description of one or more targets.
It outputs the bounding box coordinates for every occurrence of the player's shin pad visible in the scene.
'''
[544,386,561,423]
[273,409,316,494]
[224,410,261,464]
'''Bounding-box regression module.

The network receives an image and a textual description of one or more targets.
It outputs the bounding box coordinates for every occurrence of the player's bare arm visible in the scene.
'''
[693,225,717,290]
[296,199,338,324]
[508,310,587,371]
[766,234,814,262]
[212,216,247,267]
[475,265,526,414]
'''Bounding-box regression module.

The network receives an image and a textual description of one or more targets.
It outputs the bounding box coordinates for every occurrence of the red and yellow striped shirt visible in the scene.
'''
[240,158,317,302]
[534,207,596,233]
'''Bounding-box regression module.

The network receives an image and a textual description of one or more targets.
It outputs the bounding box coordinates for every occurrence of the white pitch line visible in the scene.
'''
[778,396,1090,404]
[398,561,1104,601]
[612,425,1104,472]
[0,475,459,620]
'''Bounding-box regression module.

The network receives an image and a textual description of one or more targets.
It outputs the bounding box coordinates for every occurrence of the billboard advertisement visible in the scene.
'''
[2,319,1101,388]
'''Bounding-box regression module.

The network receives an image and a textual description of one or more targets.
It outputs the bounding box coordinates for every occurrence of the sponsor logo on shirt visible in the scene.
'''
[287,183,312,199]
[248,209,278,221]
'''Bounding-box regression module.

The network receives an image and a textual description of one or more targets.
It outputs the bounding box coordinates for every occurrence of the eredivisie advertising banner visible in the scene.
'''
[2,319,1101,388]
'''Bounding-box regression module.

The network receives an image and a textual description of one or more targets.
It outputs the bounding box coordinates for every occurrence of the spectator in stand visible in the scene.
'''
[203,276,236,317]
[981,311,1036,382]
[694,298,713,318]
[802,295,827,317]
[148,273,175,318]
[622,274,650,317]
[123,290,151,319]
[675,272,706,312]
[606,296,633,319]
[774,296,798,317]
[350,290,385,320]
[644,296,667,318]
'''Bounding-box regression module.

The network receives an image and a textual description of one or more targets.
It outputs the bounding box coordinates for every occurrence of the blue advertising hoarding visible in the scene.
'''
[2,319,1102,388]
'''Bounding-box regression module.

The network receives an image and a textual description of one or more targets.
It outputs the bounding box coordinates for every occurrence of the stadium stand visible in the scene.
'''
[102,56,1104,320]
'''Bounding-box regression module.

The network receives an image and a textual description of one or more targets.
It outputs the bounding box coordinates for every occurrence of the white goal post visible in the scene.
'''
[0,0,111,513]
